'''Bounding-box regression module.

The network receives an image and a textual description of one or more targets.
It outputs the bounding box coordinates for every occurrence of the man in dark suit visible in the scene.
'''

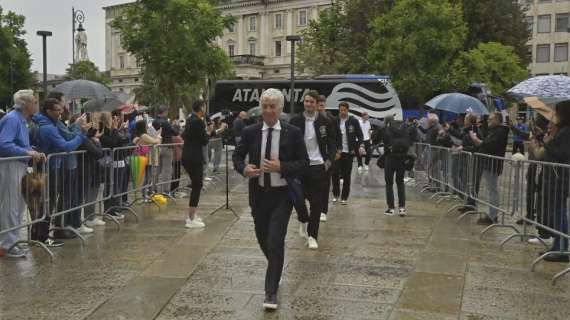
[290,90,337,249]
[317,94,339,222]
[332,102,365,204]
[181,100,210,228]
[233,88,309,310]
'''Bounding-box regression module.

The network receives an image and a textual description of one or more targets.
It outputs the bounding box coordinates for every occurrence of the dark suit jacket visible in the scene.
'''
[289,113,337,164]
[182,114,209,164]
[336,115,363,154]
[232,121,309,208]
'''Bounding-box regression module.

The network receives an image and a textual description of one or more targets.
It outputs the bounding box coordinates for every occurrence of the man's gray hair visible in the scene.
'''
[13,89,35,109]
[260,88,284,109]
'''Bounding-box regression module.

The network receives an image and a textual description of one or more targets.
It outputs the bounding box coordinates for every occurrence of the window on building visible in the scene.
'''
[554,43,568,62]
[119,54,125,69]
[527,45,533,62]
[228,22,235,33]
[119,79,123,83]
[275,41,282,57]
[249,41,256,55]
[135,78,139,82]
[249,16,257,32]
[228,44,235,57]
[536,44,550,63]
[537,15,551,33]
[275,13,283,30]
[298,10,307,26]
[556,13,569,32]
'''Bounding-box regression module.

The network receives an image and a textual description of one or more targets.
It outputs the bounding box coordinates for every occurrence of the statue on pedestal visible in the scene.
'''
[75,28,89,62]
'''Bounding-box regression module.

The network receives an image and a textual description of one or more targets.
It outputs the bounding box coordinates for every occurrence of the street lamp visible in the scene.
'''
[72,7,85,64]
[286,35,301,114]
[9,43,17,101]
[37,30,52,103]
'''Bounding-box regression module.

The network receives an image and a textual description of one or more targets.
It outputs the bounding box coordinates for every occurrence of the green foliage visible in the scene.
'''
[64,61,111,85]
[451,42,529,95]
[368,0,467,102]
[0,6,34,109]
[112,0,234,117]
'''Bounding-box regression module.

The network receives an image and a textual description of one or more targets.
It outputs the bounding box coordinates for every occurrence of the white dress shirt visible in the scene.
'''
[359,119,371,141]
[340,118,349,153]
[259,121,287,187]
[304,113,324,166]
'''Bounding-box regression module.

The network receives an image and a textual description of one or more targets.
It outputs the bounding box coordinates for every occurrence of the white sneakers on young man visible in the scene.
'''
[364,164,369,171]
[299,223,308,239]
[384,208,395,216]
[357,166,363,173]
[398,208,407,217]
[77,225,94,234]
[528,237,553,245]
[85,218,106,227]
[320,213,327,222]
[307,236,318,249]
[185,216,205,228]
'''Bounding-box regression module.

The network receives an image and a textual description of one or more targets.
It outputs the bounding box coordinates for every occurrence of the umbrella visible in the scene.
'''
[129,155,148,189]
[247,106,261,118]
[83,98,124,112]
[508,75,570,105]
[425,93,489,116]
[52,79,114,100]
[522,97,554,120]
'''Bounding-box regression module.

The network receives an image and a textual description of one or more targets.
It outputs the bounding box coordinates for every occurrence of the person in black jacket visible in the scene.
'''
[332,102,365,204]
[469,112,509,225]
[290,90,337,249]
[181,100,210,229]
[233,88,309,310]
[317,95,338,221]
[382,116,411,216]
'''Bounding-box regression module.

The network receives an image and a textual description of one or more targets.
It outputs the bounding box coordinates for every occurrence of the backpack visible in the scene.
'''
[389,126,410,155]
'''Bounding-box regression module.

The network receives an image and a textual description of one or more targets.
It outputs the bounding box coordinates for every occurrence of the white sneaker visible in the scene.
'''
[404,177,411,183]
[299,222,308,239]
[364,165,369,171]
[194,215,204,224]
[320,213,327,222]
[340,199,348,205]
[384,208,395,216]
[332,197,338,203]
[357,166,363,173]
[77,225,94,234]
[528,237,553,245]
[307,236,319,249]
[85,218,106,227]
[204,177,213,182]
[185,218,205,229]
[398,208,407,217]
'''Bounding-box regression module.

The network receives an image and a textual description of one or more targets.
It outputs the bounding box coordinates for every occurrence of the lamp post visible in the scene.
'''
[286,35,301,114]
[37,31,52,103]
[72,7,85,64]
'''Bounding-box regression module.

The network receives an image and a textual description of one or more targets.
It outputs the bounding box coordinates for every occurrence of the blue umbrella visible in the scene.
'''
[425,93,489,115]
[508,75,570,105]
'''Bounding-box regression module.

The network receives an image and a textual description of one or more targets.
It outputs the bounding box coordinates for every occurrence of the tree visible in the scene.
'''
[112,0,234,117]
[0,6,34,109]
[451,42,529,95]
[368,0,467,103]
[64,61,111,85]
[455,0,531,65]
[298,0,395,75]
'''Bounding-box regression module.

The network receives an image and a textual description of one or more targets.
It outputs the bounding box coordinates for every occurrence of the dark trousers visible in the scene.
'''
[466,162,484,208]
[171,160,182,192]
[251,187,292,295]
[513,141,525,154]
[384,157,406,208]
[322,167,332,214]
[357,140,372,166]
[104,167,128,214]
[301,165,326,239]
[182,160,203,207]
[58,169,81,228]
[332,153,354,200]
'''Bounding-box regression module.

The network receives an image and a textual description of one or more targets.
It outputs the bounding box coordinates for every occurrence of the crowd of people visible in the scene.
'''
[0,89,227,258]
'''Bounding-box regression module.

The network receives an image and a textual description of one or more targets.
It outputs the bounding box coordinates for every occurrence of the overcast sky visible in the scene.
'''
[1,0,131,74]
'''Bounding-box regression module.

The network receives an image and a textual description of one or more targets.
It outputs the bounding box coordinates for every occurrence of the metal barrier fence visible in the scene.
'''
[0,142,236,261]
[417,142,570,285]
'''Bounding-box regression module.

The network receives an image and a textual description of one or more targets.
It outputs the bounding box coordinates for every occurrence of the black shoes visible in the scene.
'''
[544,254,570,263]
[476,217,497,226]
[263,294,278,310]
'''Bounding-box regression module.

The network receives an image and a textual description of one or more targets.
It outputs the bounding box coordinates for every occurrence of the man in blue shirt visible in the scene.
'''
[513,117,528,155]
[0,89,45,258]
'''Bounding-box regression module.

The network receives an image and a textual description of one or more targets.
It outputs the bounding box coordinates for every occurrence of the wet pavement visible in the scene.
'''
[1,163,570,320]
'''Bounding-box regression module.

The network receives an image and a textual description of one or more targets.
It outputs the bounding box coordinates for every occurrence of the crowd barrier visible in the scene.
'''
[416,143,570,285]
[0,142,235,261]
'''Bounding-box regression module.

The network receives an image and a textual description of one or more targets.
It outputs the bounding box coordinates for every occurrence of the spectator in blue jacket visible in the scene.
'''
[0,89,45,258]
[512,117,528,154]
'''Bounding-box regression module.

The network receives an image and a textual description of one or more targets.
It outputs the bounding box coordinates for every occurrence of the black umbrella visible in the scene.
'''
[52,79,114,100]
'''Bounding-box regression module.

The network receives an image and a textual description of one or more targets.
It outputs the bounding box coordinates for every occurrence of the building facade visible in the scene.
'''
[103,0,331,94]
[524,0,570,76]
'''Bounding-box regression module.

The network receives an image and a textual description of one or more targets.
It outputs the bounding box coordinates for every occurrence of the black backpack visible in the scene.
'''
[389,126,410,155]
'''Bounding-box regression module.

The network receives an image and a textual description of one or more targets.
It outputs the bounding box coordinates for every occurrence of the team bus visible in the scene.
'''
[210,74,403,120]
